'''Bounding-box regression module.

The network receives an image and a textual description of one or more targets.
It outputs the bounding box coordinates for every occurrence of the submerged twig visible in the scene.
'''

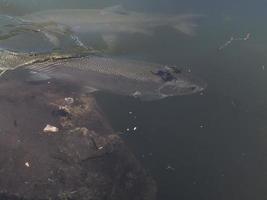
[219,33,251,50]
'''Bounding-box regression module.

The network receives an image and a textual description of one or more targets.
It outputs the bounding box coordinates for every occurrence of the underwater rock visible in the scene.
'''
[43,124,59,133]
[0,79,156,200]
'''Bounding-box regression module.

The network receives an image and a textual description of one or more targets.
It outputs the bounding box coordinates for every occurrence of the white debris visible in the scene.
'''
[132,91,142,98]
[129,111,133,115]
[126,128,130,131]
[58,105,70,113]
[98,146,104,150]
[64,97,74,105]
[200,124,204,128]
[43,124,59,133]
[166,165,175,171]
[243,33,251,41]
[133,126,137,131]
[48,178,55,183]
[219,32,251,50]
[25,162,30,168]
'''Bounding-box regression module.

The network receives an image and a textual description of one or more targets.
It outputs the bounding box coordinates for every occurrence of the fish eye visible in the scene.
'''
[190,86,196,91]
[171,67,182,74]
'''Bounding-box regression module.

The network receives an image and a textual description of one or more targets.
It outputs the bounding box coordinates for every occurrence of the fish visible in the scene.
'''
[16,5,202,47]
[0,49,206,100]
[0,48,92,75]
[15,54,206,101]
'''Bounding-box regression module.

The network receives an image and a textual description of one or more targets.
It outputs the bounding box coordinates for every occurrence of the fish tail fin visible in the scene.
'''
[0,69,9,77]
[173,22,198,36]
[172,14,203,36]
[102,34,118,50]
[41,31,61,46]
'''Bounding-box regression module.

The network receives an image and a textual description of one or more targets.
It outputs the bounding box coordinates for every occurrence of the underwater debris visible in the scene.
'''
[219,32,251,50]
[43,124,59,133]
[24,162,30,168]
[52,106,70,117]
[0,76,157,200]
[166,165,175,171]
[64,97,74,105]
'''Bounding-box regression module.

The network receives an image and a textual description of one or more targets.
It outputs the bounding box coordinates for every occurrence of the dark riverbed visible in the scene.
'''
[1,1,267,199]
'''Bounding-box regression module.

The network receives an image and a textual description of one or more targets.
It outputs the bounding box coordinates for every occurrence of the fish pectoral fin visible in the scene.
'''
[102,34,117,48]
[0,69,9,77]
[139,94,165,101]
[42,31,61,46]
[132,27,154,36]
[173,22,197,36]
[172,14,203,36]
[101,5,128,15]
[131,91,164,101]
[26,70,52,82]
[83,86,99,94]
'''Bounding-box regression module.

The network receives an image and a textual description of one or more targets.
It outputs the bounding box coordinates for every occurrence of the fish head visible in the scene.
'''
[158,73,207,97]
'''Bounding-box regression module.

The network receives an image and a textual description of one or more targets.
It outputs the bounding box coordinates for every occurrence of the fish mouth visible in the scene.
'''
[153,65,207,96]
[159,78,207,96]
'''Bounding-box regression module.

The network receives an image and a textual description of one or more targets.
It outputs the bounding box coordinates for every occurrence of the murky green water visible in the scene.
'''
[1,1,267,199]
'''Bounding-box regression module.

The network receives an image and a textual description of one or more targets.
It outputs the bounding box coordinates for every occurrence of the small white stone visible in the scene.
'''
[166,165,175,171]
[133,127,137,131]
[43,124,59,133]
[64,97,74,105]
[25,162,30,167]
[132,91,142,98]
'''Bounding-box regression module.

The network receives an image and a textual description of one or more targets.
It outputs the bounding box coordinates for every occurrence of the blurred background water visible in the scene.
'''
[1,0,267,199]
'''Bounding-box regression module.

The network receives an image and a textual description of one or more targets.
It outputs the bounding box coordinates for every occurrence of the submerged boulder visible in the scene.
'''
[0,78,156,200]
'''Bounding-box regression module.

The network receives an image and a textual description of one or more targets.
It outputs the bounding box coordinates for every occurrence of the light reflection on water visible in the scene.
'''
[1,1,267,199]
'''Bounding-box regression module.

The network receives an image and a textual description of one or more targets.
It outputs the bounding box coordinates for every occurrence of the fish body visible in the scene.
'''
[18,5,201,47]
[23,7,198,34]
[0,48,94,70]
[0,49,206,101]
[23,55,206,100]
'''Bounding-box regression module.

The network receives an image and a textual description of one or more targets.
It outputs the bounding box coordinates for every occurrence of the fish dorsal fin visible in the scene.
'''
[101,5,128,15]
